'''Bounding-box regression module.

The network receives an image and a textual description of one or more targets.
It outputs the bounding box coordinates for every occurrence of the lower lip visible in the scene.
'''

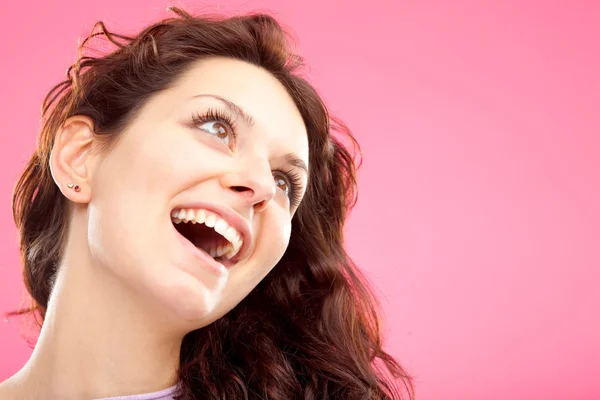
[173,226,229,277]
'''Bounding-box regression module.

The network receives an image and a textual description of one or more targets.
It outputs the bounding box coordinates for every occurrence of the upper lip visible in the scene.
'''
[172,202,252,263]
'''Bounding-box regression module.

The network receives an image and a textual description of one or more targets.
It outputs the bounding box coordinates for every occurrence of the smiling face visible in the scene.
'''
[85,57,309,329]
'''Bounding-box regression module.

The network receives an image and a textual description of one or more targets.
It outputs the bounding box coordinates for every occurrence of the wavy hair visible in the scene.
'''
[9,7,414,399]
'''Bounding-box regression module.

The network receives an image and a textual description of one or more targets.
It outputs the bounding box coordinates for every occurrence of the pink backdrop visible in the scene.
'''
[1,1,598,399]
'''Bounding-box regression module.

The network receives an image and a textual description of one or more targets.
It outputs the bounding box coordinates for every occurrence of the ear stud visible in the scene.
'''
[67,183,80,192]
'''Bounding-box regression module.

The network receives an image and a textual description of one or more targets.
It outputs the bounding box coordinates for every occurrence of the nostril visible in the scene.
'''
[231,186,250,193]
[254,199,267,212]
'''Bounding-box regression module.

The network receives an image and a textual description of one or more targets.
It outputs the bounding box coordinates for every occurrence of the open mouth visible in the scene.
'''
[171,208,244,264]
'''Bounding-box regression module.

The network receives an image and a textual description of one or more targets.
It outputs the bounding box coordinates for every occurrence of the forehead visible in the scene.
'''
[170,57,309,162]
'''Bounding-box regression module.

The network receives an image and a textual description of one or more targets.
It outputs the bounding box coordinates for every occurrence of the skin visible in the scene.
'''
[0,57,309,399]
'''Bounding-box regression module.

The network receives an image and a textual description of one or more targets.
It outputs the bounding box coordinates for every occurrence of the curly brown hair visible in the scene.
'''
[8,7,414,399]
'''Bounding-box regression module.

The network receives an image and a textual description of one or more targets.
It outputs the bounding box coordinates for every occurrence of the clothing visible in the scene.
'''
[97,384,178,400]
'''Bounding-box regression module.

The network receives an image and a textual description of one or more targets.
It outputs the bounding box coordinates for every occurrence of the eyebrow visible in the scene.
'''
[191,93,309,177]
[191,94,255,127]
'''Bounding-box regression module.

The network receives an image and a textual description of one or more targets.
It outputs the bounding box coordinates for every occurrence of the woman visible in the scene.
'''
[0,7,414,400]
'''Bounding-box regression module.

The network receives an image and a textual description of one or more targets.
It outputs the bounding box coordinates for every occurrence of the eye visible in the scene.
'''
[198,121,232,145]
[273,169,304,209]
[273,173,290,196]
[191,109,237,146]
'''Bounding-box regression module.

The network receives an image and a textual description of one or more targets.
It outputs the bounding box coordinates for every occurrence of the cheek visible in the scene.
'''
[87,201,128,278]
[87,197,145,276]
[256,212,292,273]
[86,162,165,282]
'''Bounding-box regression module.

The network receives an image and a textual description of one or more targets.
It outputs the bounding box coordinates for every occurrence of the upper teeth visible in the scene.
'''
[171,208,243,260]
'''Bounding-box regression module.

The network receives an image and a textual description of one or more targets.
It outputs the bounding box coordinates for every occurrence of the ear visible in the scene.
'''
[49,115,95,203]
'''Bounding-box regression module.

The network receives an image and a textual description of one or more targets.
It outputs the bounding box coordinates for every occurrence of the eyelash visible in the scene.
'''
[274,168,303,209]
[191,108,304,208]
[191,108,238,143]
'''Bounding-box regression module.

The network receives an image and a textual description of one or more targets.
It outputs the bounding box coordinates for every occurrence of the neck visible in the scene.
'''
[4,232,183,399]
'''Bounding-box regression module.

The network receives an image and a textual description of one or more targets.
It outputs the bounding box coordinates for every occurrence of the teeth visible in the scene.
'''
[206,243,233,259]
[186,209,195,222]
[225,247,237,260]
[171,208,245,259]
[205,214,216,228]
[196,209,207,224]
[224,227,238,245]
[214,219,228,236]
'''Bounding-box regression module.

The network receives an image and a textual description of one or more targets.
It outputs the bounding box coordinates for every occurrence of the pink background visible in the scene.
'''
[1,1,599,399]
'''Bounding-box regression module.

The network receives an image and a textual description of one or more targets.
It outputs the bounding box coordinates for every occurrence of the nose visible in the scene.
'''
[221,155,276,213]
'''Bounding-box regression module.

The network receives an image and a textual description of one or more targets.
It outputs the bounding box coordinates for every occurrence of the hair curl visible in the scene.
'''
[9,7,414,399]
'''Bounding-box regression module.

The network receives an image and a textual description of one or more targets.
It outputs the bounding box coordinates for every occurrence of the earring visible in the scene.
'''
[67,183,80,192]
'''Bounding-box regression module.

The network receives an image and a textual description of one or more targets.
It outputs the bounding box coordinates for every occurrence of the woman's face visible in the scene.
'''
[85,57,309,329]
